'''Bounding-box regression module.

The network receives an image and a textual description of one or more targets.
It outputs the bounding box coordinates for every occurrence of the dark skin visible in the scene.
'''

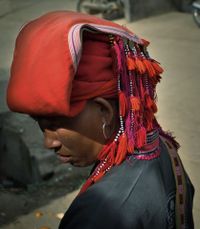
[34,98,119,167]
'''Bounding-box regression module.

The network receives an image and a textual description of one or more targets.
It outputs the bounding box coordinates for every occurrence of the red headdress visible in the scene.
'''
[7,11,179,194]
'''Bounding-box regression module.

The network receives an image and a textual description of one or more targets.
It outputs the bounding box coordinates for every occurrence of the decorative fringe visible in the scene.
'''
[159,130,180,150]
[125,113,132,139]
[107,141,117,163]
[145,94,154,108]
[93,170,105,182]
[156,120,180,150]
[149,73,162,85]
[127,138,135,153]
[145,112,154,131]
[113,40,122,72]
[151,60,164,74]
[127,56,136,70]
[135,57,146,74]
[119,91,127,117]
[79,177,94,194]
[115,133,128,165]
[143,59,156,77]
[145,93,157,113]
[156,75,162,83]
[130,96,140,111]
[98,142,113,161]
[136,127,147,148]
[79,34,175,195]
[139,77,145,99]
[151,101,158,113]
[147,122,153,131]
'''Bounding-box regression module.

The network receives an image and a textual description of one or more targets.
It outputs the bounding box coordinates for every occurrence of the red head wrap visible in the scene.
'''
[7,11,139,117]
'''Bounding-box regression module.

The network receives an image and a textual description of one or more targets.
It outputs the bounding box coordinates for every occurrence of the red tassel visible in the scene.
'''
[144,110,154,131]
[79,178,93,194]
[108,141,117,164]
[143,59,156,77]
[136,127,146,148]
[135,57,146,74]
[145,94,157,113]
[127,56,136,70]
[139,77,145,99]
[93,171,106,182]
[151,61,164,74]
[115,133,128,165]
[144,109,154,120]
[147,121,153,132]
[127,138,135,153]
[98,143,113,161]
[156,74,162,82]
[130,96,140,111]
[151,102,157,113]
[119,91,127,117]
[145,94,154,109]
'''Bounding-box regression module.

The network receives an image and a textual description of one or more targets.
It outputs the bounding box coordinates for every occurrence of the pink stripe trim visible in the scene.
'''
[68,23,144,71]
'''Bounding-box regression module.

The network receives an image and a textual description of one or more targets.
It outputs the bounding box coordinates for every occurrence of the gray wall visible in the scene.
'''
[0,0,38,18]
[0,0,10,17]
[124,0,174,22]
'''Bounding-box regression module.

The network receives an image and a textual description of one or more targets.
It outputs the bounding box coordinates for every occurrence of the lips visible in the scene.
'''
[56,150,71,163]
[57,155,71,163]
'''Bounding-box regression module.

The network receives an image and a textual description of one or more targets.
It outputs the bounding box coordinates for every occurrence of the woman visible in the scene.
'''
[7,11,194,229]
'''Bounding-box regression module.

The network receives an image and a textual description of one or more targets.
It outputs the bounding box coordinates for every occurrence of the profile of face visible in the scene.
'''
[34,98,118,167]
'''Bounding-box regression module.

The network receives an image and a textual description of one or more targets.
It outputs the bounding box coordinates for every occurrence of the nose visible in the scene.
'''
[43,129,61,149]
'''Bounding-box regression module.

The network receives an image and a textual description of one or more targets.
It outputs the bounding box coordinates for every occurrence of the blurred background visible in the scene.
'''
[0,0,199,228]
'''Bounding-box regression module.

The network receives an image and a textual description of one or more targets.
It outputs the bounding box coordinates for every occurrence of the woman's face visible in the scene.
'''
[34,99,113,167]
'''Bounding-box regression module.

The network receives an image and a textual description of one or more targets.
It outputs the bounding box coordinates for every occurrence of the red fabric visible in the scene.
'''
[71,32,117,102]
[7,11,134,117]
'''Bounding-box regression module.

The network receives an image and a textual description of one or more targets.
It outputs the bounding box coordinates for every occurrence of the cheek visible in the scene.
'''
[57,129,82,150]
[78,119,104,144]
[56,128,101,164]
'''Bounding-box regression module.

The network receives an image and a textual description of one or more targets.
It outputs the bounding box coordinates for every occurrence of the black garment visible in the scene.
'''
[59,138,194,229]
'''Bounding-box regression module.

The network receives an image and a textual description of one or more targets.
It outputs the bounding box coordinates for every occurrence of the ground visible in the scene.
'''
[0,0,199,228]
[0,164,90,227]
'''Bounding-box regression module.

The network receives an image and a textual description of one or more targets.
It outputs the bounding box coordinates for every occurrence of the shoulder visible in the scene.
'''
[60,154,171,229]
[60,161,142,228]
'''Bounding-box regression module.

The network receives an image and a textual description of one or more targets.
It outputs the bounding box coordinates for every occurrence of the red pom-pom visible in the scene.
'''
[127,56,136,70]
[135,57,146,74]
[130,96,140,111]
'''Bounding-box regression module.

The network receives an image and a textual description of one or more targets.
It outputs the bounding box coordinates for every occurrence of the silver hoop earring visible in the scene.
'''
[102,123,109,140]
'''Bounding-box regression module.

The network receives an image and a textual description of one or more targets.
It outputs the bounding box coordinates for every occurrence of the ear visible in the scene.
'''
[93,97,114,125]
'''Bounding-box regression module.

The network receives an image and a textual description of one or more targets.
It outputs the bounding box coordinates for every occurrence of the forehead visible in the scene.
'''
[31,114,82,125]
[30,100,97,129]
[31,115,70,124]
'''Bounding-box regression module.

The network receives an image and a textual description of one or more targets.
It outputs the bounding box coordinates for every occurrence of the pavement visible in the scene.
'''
[1,189,79,229]
[0,0,200,228]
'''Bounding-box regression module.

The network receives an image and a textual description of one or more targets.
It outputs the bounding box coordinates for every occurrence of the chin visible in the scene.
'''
[71,160,95,167]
